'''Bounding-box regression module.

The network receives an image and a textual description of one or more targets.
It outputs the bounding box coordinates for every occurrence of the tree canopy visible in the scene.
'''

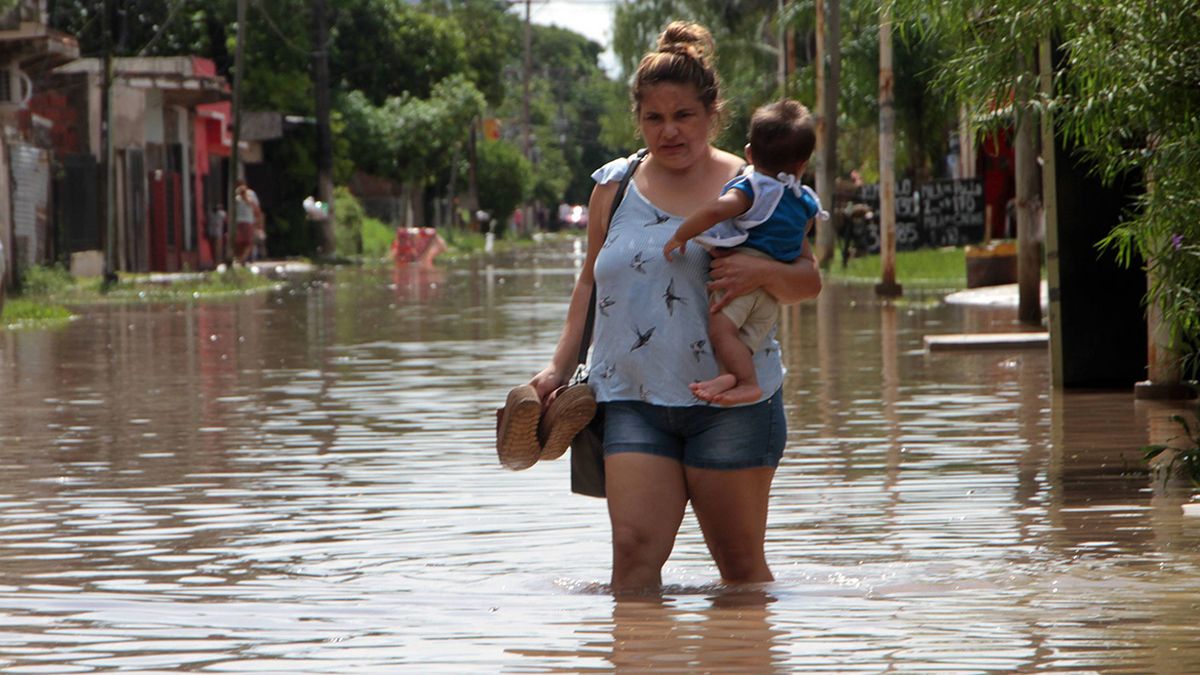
[340,74,486,187]
[891,0,1200,374]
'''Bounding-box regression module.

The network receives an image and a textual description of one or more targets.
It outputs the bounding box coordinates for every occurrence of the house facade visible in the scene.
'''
[45,56,231,273]
[0,0,78,288]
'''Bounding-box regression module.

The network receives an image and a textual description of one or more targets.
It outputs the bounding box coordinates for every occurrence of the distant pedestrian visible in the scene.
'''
[234,180,262,263]
[206,203,227,262]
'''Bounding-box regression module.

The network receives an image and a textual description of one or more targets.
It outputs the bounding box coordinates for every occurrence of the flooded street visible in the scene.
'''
[1,242,1198,673]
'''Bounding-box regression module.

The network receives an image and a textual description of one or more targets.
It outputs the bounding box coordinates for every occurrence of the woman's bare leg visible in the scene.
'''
[606,453,688,594]
[686,465,776,583]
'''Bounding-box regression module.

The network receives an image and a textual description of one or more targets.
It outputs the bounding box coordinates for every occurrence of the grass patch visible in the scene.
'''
[101,267,279,301]
[1,298,73,328]
[19,264,75,296]
[361,217,394,258]
[825,247,967,288]
[441,228,487,257]
[439,227,544,260]
[3,264,279,330]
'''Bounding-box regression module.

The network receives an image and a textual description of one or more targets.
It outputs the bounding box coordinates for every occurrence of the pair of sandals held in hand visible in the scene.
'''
[496,383,596,471]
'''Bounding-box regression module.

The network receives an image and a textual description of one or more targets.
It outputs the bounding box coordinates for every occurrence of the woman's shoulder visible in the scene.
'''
[711,148,746,176]
[591,152,643,185]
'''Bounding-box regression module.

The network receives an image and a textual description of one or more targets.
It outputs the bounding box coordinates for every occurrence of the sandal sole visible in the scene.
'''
[539,384,596,461]
[497,386,542,470]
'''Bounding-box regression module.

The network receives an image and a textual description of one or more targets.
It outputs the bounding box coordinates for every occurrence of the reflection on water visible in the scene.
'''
[0,245,1198,673]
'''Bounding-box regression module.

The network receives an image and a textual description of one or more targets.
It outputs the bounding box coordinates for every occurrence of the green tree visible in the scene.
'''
[334,0,468,105]
[891,0,1200,374]
[1064,1,1200,377]
[48,0,220,58]
[489,22,622,207]
[475,139,532,234]
[420,0,519,107]
[612,0,781,152]
[341,74,486,223]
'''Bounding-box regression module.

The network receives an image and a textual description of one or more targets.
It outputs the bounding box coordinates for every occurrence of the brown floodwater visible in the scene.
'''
[0,243,1197,673]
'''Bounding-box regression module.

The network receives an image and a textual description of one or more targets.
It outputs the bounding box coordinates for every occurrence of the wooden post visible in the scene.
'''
[777,0,787,93]
[101,0,115,278]
[1040,32,1064,388]
[876,5,901,297]
[226,0,245,265]
[815,0,840,269]
[313,0,336,254]
[1015,48,1042,325]
[958,104,975,179]
[521,0,533,232]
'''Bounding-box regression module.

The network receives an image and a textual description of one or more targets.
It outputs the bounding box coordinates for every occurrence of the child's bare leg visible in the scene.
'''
[690,312,761,405]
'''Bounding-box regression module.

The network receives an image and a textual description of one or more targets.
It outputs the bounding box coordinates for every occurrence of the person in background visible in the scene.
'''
[234,180,261,263]
[252,204,267,261]
[206,203,227,263]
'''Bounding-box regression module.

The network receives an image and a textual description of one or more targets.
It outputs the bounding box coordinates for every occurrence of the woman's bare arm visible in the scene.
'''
[528,181,619,400]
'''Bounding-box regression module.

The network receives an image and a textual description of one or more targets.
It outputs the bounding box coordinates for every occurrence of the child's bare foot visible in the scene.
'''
[690,374,737,402]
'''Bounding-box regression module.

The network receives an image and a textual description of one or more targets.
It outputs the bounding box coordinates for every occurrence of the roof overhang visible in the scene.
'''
[55,56,231,105]
[0,23,79,72]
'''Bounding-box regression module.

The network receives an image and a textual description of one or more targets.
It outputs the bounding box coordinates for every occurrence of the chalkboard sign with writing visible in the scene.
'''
[853,179,923,253]
[920,179,985,247]
[847,178,986,254]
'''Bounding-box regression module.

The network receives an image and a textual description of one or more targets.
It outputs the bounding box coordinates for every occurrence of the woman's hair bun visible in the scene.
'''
[656,21,714,63]
[632,20,723,117]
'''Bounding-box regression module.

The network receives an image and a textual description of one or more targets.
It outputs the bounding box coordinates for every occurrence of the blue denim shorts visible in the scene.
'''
[601,389,786,470]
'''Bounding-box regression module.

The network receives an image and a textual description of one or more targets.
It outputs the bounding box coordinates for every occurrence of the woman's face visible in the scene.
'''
[637,83,714,171]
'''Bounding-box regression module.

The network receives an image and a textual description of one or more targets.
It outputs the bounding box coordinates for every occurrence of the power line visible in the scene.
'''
[252,0,318,58]
[136,0,187,56]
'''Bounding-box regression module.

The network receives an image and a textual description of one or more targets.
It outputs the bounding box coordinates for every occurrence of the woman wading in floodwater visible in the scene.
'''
[529,21,822,593]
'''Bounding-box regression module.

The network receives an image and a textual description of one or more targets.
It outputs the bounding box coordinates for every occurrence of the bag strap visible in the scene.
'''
[576,148,647,367]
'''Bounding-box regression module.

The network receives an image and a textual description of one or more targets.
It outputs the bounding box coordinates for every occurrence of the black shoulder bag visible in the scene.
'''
[569,149,647,498]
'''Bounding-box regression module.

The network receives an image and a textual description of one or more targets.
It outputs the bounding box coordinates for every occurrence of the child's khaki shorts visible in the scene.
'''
[709,247,779,353]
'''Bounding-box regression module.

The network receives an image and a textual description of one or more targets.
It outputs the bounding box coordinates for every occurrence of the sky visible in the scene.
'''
[519,0,621,78]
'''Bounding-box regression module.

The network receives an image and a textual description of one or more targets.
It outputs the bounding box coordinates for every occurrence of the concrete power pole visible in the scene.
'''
[313,0,336,255]
[876,4,901,297]
[814,0,840,269]
[101,0,115,280]
[1014,49,1042,325]
[521,0,533,233]
[227,0,245,265]
[777,0,787,92]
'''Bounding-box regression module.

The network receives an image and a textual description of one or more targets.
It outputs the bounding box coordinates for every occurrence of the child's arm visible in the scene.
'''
[662,190,751,260]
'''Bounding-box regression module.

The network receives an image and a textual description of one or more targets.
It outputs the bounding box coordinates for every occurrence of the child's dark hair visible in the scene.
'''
[748,100,815,176]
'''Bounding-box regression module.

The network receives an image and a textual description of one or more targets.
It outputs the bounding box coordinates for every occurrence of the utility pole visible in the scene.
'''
[776,0,786,92]
[522,0,531,162]
[521,0,532,233]
[313,0,336,255]
[227,0,246,265]
[101,0,115,281]
[1014,48,1041,325]
[876,3,901,297]
[815,0,840,269]
[814,0,823,165]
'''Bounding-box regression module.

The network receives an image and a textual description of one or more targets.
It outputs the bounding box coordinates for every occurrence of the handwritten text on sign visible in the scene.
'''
[920,179,985,247]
